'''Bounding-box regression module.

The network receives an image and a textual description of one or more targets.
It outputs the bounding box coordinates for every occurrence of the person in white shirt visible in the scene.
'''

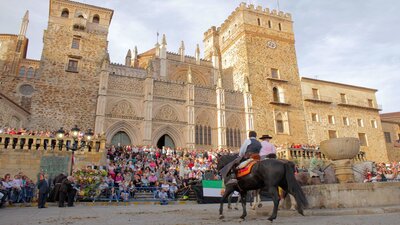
[259,134,276,160]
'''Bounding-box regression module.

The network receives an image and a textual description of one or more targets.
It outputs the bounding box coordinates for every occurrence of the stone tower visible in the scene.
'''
[31,0,113,130]
[204,3,308,144]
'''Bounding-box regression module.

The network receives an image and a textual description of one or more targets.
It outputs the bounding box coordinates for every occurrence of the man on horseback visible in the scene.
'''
[222,131,261,185]
[259,134,276,159]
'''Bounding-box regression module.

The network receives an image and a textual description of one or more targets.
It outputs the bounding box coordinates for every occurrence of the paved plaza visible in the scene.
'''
[1,202,399,225]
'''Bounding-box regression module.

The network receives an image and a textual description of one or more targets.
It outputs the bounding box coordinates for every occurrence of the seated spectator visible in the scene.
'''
[109,187,119,202]
[169,182,178,199]
[158,189,168,205]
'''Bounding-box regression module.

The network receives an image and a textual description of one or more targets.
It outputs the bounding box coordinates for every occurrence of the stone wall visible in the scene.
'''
[303,182,400,209]
[381,121,400,161]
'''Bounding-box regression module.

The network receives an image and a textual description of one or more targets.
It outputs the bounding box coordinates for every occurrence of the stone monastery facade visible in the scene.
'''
[0,0,398,162]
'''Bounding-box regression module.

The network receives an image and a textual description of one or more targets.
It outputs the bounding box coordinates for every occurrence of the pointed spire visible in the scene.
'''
[187,66,192,84]
[125,49,132,66]
[244,76,250,92]
[179,41,185,62]
[133,46,138,59]
[161,34,167,46]
[19,10,29,38]
[195,44,201,65]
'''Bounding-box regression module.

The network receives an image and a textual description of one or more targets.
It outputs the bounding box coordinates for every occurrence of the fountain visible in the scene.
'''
[319,137,360,183]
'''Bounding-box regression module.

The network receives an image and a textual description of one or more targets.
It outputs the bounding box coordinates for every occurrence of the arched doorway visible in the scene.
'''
[111,131,131,146]
[157,134,175,149]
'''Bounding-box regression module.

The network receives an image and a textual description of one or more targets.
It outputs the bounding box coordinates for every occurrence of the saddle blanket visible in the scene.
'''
[236,160,258,178]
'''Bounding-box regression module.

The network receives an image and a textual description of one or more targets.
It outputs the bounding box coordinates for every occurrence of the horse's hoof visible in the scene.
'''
[219,215,224,220]
[239,217,246,222]
[258,203,263,208]
[267,217,274,222]
[234,207,239,210]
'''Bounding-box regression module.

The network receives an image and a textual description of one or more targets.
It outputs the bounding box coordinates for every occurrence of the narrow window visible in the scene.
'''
[195,125,199,144]
[358,133,368,146]
[371,120,377,128]
[61,9,69,18]
[384,132,392,143]
[343,117,349,126]
[67,59,78,72]
[207,126,212,145]
[19,66,26,77]
[273,87,280,102]
[93,14,100,24]
[340,93,347,103]
[271,68,279,78]
[328,115,335,124]
[278,23,282,31]
[199,125,203,145]
[257,18,261,26]
[268,20,272,28]
[71,38,80,49]
[357,119,364,127]
[311,113,318,122]
[276,120,284,133]
[312,88,319,99]
[27,67,34,79]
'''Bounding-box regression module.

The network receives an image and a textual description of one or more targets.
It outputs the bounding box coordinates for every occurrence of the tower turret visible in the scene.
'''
[19,10,29,39]
[179,41,185,62]
[125,49,132,66]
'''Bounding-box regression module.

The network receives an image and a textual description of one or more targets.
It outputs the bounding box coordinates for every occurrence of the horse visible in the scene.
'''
[217,154,308,222]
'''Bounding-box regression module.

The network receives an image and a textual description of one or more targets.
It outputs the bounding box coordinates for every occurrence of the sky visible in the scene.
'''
[0,0,399,113]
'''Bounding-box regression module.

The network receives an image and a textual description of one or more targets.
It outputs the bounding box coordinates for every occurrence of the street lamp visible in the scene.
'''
[56,125,94,175]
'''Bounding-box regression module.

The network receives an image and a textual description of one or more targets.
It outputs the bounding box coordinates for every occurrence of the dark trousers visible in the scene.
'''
[67,190,76,206]
[59,192,67,207]
[38,193,47,208]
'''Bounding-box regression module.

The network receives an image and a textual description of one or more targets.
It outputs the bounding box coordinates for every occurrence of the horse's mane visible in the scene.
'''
[217,153,238,171]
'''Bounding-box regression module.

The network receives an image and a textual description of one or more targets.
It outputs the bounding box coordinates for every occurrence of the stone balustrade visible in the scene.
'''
[277,148,366,163]
[0,133,106,153]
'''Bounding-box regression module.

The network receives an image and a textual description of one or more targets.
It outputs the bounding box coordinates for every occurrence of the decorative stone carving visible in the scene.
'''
[108,76,144,93]
[154,105,178,121]
[195,87,215,103]
[153,82,184,99]
[110,101,136,117]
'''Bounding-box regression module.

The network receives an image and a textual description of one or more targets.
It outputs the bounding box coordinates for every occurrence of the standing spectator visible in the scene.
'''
[37,173,49,208]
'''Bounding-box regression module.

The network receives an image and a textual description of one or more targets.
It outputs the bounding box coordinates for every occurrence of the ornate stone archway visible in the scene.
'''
[152,125,184,148]
[105,121,139,145]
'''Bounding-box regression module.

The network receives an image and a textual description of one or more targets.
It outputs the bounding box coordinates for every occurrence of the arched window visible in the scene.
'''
[78,14,84,19]
[195,124,212,145]
[111,131,131,146]
[61,9,69,18]
[27,67,34,79]
[93,14,100,23]
[273,87,280,102]
[19,66,26,77]
[275,112,289,134]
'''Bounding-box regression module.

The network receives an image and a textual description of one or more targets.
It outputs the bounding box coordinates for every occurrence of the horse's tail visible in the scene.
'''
[284,162,308,210]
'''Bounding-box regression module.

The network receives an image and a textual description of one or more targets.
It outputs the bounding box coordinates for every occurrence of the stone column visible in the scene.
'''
[186,67,195,149]
[95,54,110,135]
[216,76,226,149]
[143,71,154,145]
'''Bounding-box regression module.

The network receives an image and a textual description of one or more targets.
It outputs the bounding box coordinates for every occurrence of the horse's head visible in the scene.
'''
[216,153,238,171]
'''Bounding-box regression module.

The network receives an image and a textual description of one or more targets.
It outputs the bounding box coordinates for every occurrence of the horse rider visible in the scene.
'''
[222,131,262,185]
[309,151,325,183]
[259,134,276,160]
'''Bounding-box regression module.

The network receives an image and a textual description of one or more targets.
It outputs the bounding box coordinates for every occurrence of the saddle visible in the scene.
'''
[236,160,258,178]
[236,154,260,178]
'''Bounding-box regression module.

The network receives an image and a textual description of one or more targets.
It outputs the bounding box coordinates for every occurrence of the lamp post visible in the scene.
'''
[56,125,94,175]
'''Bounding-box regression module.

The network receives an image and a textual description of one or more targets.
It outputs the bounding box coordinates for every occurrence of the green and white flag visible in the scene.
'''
[202,180,224,197]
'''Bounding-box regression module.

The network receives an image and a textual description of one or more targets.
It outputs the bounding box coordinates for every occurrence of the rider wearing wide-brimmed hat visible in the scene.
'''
[259,134,276,160]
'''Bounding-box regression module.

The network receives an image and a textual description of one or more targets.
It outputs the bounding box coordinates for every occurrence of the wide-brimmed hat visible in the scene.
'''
[259,134,273,140]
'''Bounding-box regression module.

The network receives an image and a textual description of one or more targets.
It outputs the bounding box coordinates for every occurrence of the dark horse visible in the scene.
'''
[217,154,308,222]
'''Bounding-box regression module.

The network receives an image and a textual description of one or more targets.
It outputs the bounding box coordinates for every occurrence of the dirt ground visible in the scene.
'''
[0,202,399,225]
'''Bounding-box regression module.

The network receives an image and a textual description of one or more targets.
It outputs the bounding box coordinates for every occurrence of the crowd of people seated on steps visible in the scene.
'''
[71,144,227,203]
